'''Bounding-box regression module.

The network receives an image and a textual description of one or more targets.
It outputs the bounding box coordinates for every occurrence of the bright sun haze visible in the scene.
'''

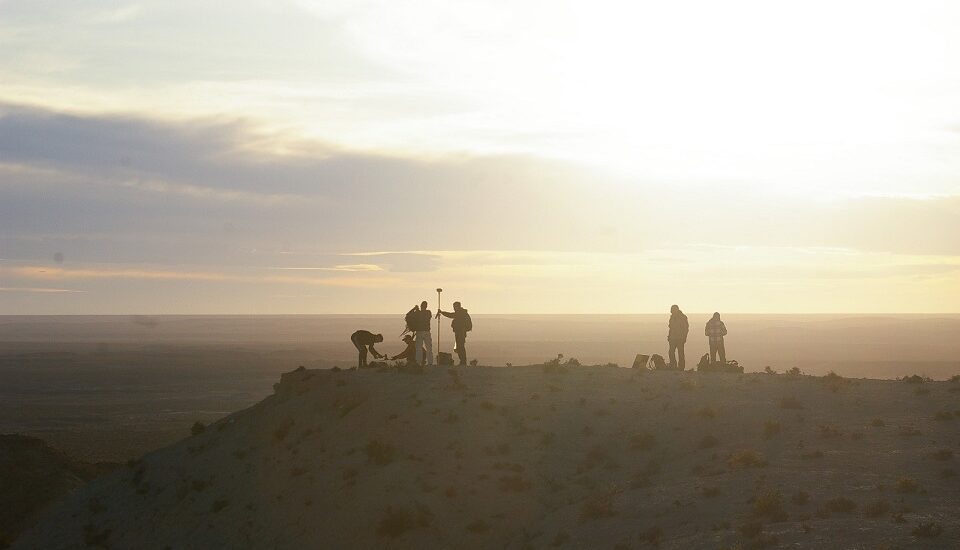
[1,0,959,313]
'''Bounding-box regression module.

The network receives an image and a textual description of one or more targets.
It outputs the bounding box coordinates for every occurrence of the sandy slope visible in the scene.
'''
[13,365,960,549]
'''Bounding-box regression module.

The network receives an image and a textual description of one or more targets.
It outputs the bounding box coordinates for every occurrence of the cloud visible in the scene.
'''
[0,286,85,293]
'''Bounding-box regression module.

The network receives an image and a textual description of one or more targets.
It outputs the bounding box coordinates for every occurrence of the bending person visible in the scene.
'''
[350,329,384,368]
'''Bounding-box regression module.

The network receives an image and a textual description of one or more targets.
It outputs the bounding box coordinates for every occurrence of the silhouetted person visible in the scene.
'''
[350,330,383,368]
[705,312,728,364]
[438,301,472,366]
[667,304,689,369]
[390,334,425,365]
[408,301,434,366]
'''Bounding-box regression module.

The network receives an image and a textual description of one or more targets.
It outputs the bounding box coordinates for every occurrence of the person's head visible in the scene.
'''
[712,312,721,320]
[453,301,462,311]
[421,300,428,310]
[402,334,414,343]
[670,304,680,314]
[375,334,384,343]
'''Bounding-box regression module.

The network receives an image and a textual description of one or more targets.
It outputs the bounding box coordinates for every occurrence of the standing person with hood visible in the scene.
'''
[407,301,434,366]
[705,312,728,365]
[438,301,472,366]
[667,304,689,370]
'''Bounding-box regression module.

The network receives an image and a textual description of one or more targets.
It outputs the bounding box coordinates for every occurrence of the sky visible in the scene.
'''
[1,0,960,314]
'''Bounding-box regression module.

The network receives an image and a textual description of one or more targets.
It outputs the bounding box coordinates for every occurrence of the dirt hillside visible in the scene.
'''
[13,364,960,549]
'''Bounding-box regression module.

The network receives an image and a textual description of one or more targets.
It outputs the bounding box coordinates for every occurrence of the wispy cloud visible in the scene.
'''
[0,286,85,293]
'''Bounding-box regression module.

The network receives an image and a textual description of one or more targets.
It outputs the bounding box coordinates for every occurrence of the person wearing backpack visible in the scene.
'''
[667,304,689,370]
[438,301,472,366]
[407,301,434,366]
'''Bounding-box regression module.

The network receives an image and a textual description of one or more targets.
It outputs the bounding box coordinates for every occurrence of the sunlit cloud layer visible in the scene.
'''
[1,1,959,313]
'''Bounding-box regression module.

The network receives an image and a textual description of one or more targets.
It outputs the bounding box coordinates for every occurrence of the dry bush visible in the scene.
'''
[818,425,843,439]
[779,396,804,410]
[365,440,396,466]
[791,490,809,505]
[822,497,857,515]
[862,498,889,518]
[896,477,920,494]
[498,475,531,492]
[912,522,943,538]
[898,426,922,437]
[728,449,767,469]
[900,374,927,384]
[935,411,954,421]
[786,367,802,376]
[762,421,781,439]
[931,449,954,461]
[821,371,849,392]
[752,489,787,521]
[629,432,656,451]
[190,422,205,436]
[697,406,717,419]
[465,520,490,533]
[702,486,722,498]
[580,493,618,521]
[377,503,433,538]
[871,418,885,427]
[698,434,720,450]
[800,450,824,460]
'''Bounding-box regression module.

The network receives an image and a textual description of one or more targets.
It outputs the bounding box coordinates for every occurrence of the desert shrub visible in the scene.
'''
[763,421,781,439]
[728,449,766,469]
[273,418,295,441]
[365,440,397,466]
[377,503,433,538]
[900,374,927,384]
[818,425,843,439]
[822,497,857,514]
[210,499,229,513]
[931,449,954,461]
[935,411,954,421]
[896,477,920,494]
[498,475,531,492]
[764,366,777,375]
[469,359,479,367]
[698,434,720,450]
[912,522,942,538]
[800,450,823,460]
[786,367,802,376]
[479,401,495,411]
[821,371,849,392]
[752,489,787,521]
[862,498,889,518]
[871,418,885,427]
[638,525,662,546]
[791,490,809,505]
[190,422,205,436]
[580,493,617,521]
[578,445,619,472]
[629,432,656,451]
[702,486,721,498]
[950,374,960,383]
[738,521,763,538]
[465,520,490,533]
[697,406,716,418]
[898,426,922,437]
[780,396,803,409]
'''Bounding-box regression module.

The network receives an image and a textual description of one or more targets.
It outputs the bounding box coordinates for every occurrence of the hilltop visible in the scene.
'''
[13,364,960,549]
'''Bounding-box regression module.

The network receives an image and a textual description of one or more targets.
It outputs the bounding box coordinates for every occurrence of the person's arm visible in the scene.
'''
[439,310,455,319]
[369,344,383,359]
[391,345,412,360]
